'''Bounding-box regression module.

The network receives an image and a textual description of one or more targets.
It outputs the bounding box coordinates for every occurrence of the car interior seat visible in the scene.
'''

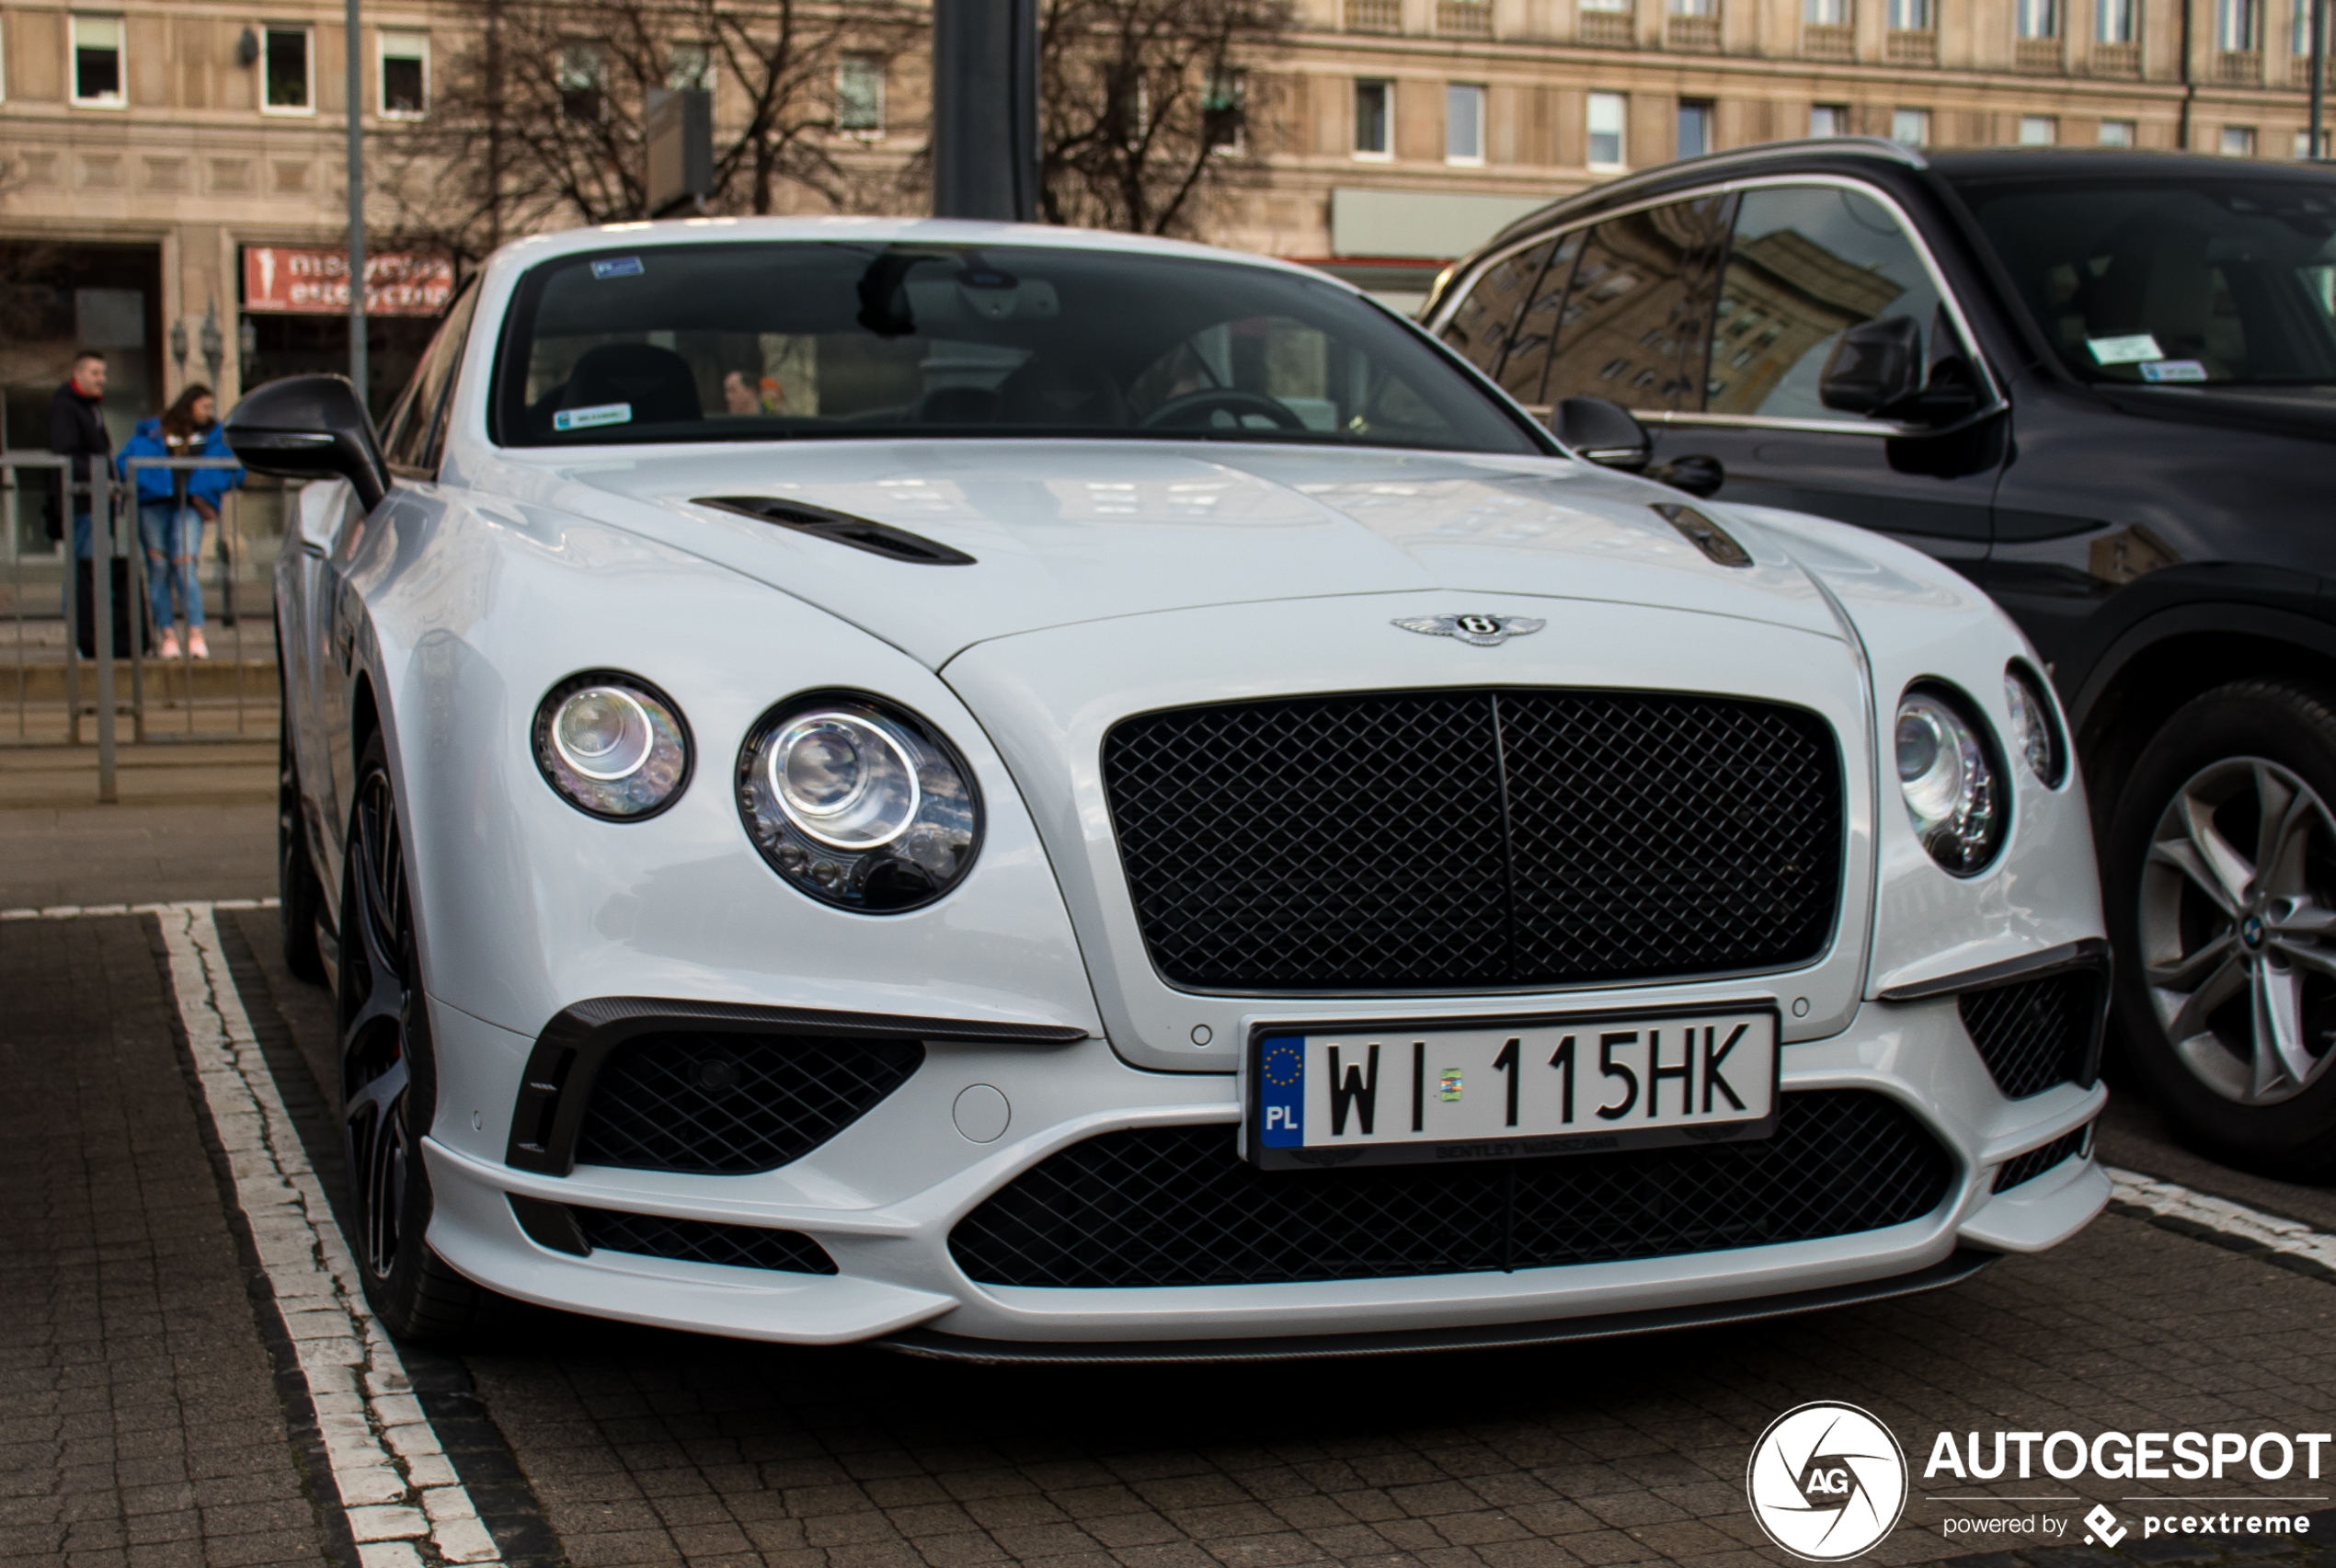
[558,343,704,427]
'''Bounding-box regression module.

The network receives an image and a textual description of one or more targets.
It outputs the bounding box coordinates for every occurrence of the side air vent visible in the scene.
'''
[695,497,975,565]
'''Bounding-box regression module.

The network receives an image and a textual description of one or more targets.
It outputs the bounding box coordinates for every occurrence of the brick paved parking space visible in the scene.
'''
[11,899,2336,1568]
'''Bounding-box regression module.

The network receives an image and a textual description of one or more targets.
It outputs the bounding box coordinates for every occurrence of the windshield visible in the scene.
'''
[1955,174,2336,385]
[493,241,1540,453]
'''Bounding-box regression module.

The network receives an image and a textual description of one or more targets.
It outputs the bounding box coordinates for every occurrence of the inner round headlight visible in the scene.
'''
[739,693,980,911]
[1895,685,2005,875]
[2003,661,2067,788]
[533,671,691,819]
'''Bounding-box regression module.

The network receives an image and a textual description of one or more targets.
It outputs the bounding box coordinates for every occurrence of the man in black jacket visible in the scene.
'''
[47,349,110,560]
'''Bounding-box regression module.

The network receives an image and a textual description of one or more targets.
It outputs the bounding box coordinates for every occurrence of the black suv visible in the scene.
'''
[1424,140,2336,1175]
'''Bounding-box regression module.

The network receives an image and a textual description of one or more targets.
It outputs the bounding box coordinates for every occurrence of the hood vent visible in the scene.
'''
[694,497,976,566]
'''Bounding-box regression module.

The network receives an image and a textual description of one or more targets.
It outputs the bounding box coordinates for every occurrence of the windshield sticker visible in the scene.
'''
[2088,333,2164,365]
[553,402,633,432]
[2139,360,2209,383]
[590,257,645,280]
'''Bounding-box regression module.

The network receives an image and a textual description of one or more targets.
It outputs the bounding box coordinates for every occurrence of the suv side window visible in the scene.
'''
[383,280,480,476]
[1439,238,1555,380]
[1709,186,1946,419]
[1540,194,1733,415]
[1494,230,1585,405]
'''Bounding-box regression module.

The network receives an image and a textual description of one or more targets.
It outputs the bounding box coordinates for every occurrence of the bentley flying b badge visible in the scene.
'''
[1391,612,1547,648]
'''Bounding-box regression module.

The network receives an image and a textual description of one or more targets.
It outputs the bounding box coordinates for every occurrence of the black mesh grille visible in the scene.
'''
[1992,1123,2092,1193]
[1103,689,1841,991]
[1959,974,2097,1099]
[950,1091,1952,1288]
[571,1205,838,1275]
[575,1032,923,1174]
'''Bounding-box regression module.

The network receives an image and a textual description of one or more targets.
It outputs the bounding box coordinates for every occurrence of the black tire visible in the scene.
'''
[278,652,327,983]
[2106,680,2336,1179]
[339,731,500,1343]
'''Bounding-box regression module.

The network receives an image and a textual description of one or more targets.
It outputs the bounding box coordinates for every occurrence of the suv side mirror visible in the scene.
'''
[223,374,389,511]
[1551,396,1652,473]
[1818,316,1923,417]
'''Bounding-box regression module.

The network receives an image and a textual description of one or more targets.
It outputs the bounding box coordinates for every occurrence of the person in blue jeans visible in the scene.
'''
[118,384,241,659]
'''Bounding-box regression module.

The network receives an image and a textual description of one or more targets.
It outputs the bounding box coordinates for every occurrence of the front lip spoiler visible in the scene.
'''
[875,1248,1997,1364]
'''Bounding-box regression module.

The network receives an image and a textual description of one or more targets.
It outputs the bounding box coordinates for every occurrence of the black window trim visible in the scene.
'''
[1426,172,2007,438]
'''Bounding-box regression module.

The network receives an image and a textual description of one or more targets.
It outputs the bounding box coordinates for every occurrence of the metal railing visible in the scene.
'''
[0,453,280,801]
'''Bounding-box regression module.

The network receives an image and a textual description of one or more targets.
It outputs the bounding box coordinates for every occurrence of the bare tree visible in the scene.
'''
[381,0,920,264]
[1037,0,1292,236]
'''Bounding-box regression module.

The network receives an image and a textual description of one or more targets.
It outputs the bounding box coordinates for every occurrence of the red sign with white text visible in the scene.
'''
[241,246,454,316]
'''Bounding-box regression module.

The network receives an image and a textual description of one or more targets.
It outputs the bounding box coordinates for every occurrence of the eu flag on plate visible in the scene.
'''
[1258,1036,1304,1147]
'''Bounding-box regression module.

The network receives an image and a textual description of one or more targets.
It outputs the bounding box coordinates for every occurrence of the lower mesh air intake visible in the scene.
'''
[950,1090,1954,1288]
[570,1205,838,1275]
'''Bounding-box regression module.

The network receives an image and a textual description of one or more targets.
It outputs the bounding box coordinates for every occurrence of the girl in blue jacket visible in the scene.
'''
[119,383,241,659]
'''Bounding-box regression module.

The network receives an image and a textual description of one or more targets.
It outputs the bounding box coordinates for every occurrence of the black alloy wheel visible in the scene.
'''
[2109,681,2336,1179]
[338,731,496,1341]
[277,623,326,982]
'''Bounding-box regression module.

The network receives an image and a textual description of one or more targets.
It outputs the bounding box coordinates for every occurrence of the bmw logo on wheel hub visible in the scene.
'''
[1745,1402,1909,1562]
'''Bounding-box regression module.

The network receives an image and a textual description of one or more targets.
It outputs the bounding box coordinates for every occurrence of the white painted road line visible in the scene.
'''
[0,896,280,921]
[2106,1165,2336,1278]
[155,902,501,1568]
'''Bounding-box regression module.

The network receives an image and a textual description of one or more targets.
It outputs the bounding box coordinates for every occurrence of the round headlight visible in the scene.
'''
[533,671,692,819]
[2003,660,2067,788]
[1895,685,2005,875]
[739,693,980,911]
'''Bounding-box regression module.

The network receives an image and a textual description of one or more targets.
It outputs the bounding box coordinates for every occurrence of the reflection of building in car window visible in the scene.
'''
[1537,197,1729,414]
[1707,229,1906,415]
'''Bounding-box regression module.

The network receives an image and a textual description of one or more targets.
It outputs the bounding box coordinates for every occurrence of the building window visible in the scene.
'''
[2017,0,2058,35]
[666,40,711,92]
[1670,0,1717,14]
[2098,118,2135,143]
[2019,114,2057,143]
[1203,69,1245,152]
[263,27,312,112]
[1677,98,1713,156]
[837,53,883,133]
[1806,0,1850,21]
[1889,0,1931,25]
[1892,106,1931,143]
[1446,83,1485,163]
[2097,0,2137,40]
[1580,0,1632,11]
[2221,124,2257,155]
[1354,79,1391,156]
[2216,0,2258,49]
[2295,0,2321,55]
[1587,91,1627,166]
[380,32,428,117]
[557,42,604,121]
[2298,126,2330,155]
[1810,103,1849,134]
[72,15,124,106]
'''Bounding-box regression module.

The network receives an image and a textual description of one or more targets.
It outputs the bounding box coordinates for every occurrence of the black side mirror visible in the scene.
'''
[1551,396,1652,473]
[1818,316,1923,417]
[1650,453,1724,498]
[223,374,389,511]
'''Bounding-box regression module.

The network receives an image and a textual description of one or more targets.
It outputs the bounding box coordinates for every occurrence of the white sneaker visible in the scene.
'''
[158,630,180,660]
[188,628,209,660]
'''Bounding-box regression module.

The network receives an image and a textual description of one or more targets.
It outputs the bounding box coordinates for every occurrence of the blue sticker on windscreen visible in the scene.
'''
[590,257,645,280]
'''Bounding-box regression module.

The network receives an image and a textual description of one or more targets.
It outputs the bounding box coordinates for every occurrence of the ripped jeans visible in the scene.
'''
[137,502,205,631]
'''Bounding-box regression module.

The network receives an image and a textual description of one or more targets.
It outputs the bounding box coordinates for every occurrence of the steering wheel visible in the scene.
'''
[1138,389,1310,432]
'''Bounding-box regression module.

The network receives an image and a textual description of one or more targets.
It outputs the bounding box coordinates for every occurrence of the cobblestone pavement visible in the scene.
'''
[9,899,2336,1568]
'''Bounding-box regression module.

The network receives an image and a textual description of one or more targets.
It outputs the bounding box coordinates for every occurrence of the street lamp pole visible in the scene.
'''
[347,0,367,404]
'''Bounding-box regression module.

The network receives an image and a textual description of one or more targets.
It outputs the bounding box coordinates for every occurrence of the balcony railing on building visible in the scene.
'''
[2014,35,2066,68]
[1580,6,1639,45]
[2090,40,2141,73]
[2294,52,2330,86]
[1666,13,1723,50]
[1802,21,1857,57]
[1437,0,1494,35]
[2215,47,2262,80]
[1886,26,1940,62]
[1345,0,1403,32]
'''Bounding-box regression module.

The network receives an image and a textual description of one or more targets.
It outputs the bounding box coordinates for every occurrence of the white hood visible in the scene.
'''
[482,440,1841,668]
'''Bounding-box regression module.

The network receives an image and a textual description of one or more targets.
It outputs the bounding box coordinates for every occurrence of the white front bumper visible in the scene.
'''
[419,988,2107,1349]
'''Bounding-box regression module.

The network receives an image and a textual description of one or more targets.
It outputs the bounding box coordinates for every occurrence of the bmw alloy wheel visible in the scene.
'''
[2140,756,2336,1104]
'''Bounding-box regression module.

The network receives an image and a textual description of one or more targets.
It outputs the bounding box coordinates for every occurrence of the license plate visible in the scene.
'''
[1247,1009,1779,1170]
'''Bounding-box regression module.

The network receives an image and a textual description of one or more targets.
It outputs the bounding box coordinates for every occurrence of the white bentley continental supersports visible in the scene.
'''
[228,217,2110,1359]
